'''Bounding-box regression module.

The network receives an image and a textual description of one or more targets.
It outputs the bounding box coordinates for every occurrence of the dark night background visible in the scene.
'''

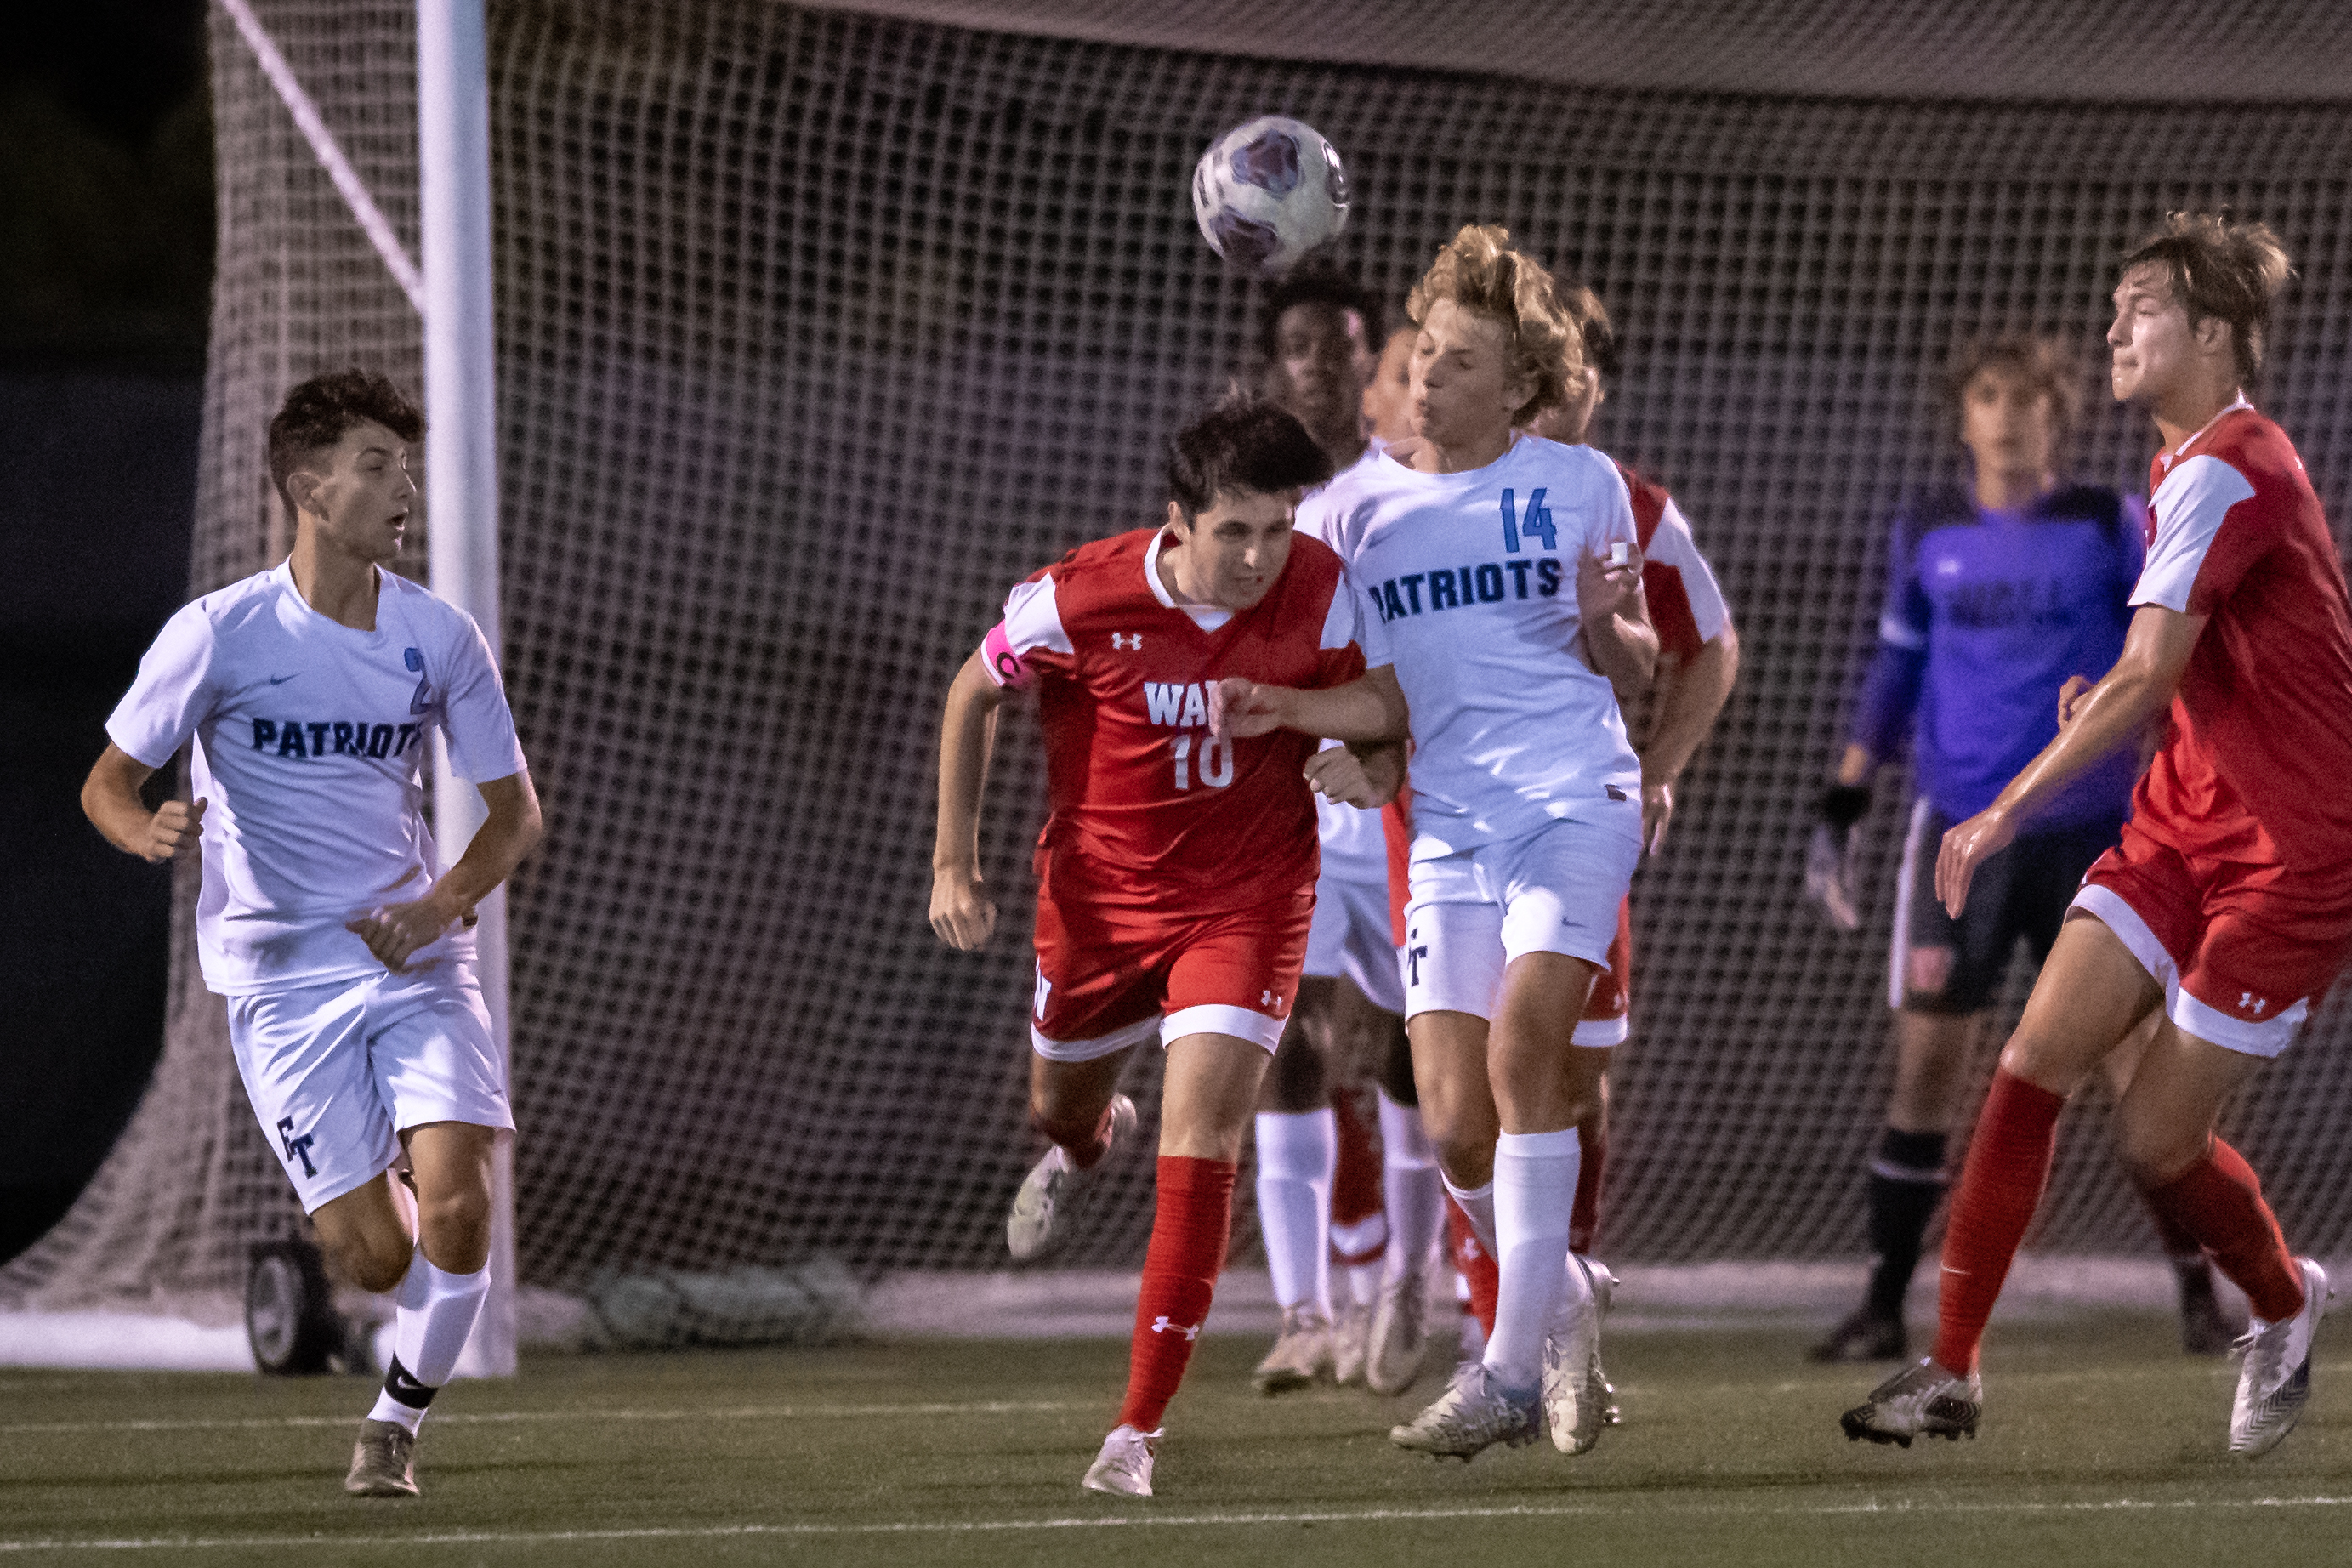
[2,1,211,1263]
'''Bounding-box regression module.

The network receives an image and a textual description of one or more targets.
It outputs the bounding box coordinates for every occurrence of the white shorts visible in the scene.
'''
[1304,873,1406,1015]
[226,961,512,1213]
[1401,813,1640,1025]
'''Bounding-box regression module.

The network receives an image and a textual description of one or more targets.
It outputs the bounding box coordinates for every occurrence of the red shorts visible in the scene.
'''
[2074,816,2352,1057]
[1030,876,1314,1060]
[1575,897,1634,1045]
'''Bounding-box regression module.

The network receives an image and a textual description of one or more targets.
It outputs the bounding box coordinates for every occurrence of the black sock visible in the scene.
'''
[1865,1128,1949,1320]
[383,1354,439,1412]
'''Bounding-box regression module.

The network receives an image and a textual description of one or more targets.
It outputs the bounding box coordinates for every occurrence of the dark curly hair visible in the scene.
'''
[1166,400,1333,518]
[267,368,424,514]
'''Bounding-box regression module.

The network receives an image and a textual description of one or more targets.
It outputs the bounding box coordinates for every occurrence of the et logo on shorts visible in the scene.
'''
[276,1116,318,1178]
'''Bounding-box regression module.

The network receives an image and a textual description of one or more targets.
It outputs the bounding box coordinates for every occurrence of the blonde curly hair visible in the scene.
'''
[1406,224,1582,425]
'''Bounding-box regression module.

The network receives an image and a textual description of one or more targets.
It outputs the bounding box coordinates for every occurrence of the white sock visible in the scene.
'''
[1485,1128,1581,1396]
[1378,1091,1446,1284]
[1441,1173,1497,1258]
[1347,1261,1383,1306]
[1254,1110,1336,1317]
[366,1251,491,1432]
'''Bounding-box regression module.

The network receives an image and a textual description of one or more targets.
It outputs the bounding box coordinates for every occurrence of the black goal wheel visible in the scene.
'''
[246,1239,341,1375]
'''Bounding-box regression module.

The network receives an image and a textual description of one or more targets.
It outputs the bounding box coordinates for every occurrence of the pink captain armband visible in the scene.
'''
[981,622,1035,690]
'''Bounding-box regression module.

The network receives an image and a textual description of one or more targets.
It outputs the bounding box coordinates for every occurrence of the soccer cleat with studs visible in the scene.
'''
[1541,1256,1605,1454]
[1840,1356,1981,1446]
[1582,1258,1622,1427]
[343,1418,419,1497]
[1366,1265,1432,1396]
[1253,1306,1335,1395]
[1389,1361,1541,1460]
[1006,1094,1137,1262]
[1081,1423,1158,1496]
[2230,1257,2330,1458]
[1332,1298,1374,1386]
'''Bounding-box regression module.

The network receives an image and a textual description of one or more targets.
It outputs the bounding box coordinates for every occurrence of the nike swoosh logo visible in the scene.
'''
[1941,1266,1969,1276]
[268,673,298,685]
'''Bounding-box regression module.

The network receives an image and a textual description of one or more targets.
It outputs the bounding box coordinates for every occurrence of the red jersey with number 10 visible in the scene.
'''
[2132,403,2352,870]
[985,526,1385,910]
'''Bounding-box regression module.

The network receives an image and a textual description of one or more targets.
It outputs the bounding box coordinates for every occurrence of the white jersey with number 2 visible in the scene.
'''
[1298,435,1640,856]
[107,561,527,997]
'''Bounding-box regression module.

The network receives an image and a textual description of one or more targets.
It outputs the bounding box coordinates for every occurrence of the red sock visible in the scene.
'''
[1446,1196,1499,1338]
[1932,1070,2064,1376]
[1570,1122,1609,1257]
[1329,1089,1387,1266]
[2147,1139,2304,1322]
[1116,1156,1236,1432]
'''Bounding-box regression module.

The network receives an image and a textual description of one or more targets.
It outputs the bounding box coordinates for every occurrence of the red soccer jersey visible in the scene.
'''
[985,525,1383,910]
[1613,459,1731,663]
[2132,402,2352,870]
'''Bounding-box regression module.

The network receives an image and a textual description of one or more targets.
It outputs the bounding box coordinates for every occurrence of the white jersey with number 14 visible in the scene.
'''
[1298,435,1640,856]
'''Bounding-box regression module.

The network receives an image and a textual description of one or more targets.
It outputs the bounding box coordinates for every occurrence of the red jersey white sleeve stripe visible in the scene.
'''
[1643,497,1730,647]
[2135,452,2258,614]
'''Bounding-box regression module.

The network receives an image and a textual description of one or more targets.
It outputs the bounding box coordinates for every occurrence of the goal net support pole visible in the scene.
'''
[418,0,516,1379]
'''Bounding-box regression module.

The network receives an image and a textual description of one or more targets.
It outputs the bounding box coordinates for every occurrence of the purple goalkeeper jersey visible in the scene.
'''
[1850,483,2145,832]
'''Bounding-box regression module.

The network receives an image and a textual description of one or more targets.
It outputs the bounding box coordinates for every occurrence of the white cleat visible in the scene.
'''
[1253,1306,1334,1395]
[1332,1298,1374,1386]
[1081,1423,1158,1496]
[1366,1266,1432,1395]
[1389,1361,1540,1460]
[1007,1094,1137,1262]
[1581,1257,1622,1427]
[2230,1257,2330,1458]
[1840,1356,1982,1446]
[1541,1255,1604,1454]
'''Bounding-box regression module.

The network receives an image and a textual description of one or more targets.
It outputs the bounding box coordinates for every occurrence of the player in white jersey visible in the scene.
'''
[81,371,542,1499]
[1244,268,1447,1400]
[1221,225,1656,1460]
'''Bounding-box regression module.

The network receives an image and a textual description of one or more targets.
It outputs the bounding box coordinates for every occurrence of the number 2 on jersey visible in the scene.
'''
[1171,733,1233,791]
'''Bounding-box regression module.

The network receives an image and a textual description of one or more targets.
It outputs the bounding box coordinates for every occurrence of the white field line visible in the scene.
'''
[14,1355,2352,1438]
[5,1496,2352,1553]
[0,1400,1082,1437]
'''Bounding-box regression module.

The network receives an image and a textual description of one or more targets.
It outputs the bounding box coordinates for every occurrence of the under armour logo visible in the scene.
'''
[1150,1315,1201,1341]
[1111,633,1143,650]
[2241,991,2270,1015]
[276,1116,318,1179]
[1260,990,1279,1009]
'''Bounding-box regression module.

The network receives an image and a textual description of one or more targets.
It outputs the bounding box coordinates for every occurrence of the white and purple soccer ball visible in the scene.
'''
[1190,116,1349,276]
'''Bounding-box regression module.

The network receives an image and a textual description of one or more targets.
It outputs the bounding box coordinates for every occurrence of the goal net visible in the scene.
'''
[12,0,2352,1330]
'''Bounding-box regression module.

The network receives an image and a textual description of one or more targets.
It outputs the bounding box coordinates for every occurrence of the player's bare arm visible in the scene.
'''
[1937,603,2204,914]
[1209,662,1406,746]
[1576,543,1658,696]
[81,743,206,863]
[1301,738,1403,809]
[1639,616,1740,851]
[345,769,543,971]
[929,647,1004,951]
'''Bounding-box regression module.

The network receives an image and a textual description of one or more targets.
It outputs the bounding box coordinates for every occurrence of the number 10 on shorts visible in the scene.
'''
[1171,734,1233,791]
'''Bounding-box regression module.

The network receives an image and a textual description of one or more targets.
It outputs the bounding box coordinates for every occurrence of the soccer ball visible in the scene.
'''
[1191,116,1349,276]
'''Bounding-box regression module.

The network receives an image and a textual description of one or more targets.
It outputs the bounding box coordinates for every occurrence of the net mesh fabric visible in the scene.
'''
[11,0,2352,1314]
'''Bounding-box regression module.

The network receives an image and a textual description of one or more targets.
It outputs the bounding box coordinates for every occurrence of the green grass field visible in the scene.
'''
[3,1315,2345,1566]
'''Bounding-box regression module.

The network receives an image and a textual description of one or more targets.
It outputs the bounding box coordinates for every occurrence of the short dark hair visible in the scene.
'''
[1943,333,2082,453]
[1555,276,1622,383]
[2121,213,2294,385]
[1166,401,1333,518]
[267,369,424,514]
[1258,263,1384,364]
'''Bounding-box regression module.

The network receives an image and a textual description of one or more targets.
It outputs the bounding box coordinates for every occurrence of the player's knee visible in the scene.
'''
[415,1185,493,1265]
[1030,1098,1104,1152]
[319,1225,410,1294]
[1901,946,1958,1009]
[2112,1101,2208,1186]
